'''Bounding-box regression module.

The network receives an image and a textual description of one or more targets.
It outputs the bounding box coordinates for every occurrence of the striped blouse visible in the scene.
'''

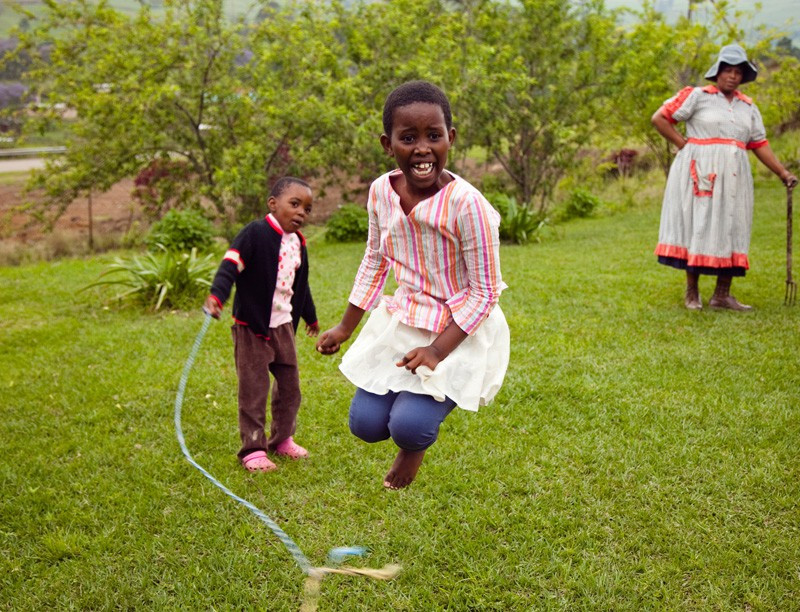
[349,170,505,336]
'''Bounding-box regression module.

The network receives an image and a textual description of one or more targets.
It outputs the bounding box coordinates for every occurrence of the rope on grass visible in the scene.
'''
[174,312,400,610]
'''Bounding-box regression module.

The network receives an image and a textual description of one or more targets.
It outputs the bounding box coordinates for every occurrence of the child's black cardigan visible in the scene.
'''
[209,217,317,338]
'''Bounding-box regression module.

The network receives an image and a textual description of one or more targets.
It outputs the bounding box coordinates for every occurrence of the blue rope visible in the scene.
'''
[174,312,313,575]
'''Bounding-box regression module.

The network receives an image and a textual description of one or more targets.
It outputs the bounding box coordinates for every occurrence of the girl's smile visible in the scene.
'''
[381,102,456,207]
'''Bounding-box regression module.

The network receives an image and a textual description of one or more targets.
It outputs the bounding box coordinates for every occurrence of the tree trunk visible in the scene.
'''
[88,191,94,252]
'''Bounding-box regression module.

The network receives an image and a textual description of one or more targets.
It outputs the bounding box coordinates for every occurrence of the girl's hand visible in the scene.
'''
[203,295,222,319]
[316,325,350,355]
[783,172,798,189]
[396,345,444,374]
[305,321,319,338]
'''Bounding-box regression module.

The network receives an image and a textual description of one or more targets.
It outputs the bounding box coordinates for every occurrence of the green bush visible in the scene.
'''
[562,188,602,220]
[487,192,546,245]
[145,209,215,253]
[83,245,216,311]
[325,204,369,242]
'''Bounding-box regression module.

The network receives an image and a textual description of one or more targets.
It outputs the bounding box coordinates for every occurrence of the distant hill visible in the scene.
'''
[605,0,799,43]
[1,0,797,42]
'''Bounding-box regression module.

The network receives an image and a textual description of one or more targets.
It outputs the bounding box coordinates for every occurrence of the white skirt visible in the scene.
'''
[339,301,510,412]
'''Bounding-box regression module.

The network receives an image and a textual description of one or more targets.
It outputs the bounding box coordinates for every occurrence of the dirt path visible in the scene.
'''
[0,170,362,252]
[0,158,47,173]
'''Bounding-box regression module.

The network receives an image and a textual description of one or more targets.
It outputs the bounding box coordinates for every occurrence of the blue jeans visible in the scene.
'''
[348,388,456,451]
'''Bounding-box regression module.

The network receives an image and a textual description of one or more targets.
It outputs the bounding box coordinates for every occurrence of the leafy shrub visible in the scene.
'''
[325,204,369,242]
[561,188,602,220]
[145,209,215,253]
[487,193,546,245]
[133,158,200,220]
[83,245,216,311]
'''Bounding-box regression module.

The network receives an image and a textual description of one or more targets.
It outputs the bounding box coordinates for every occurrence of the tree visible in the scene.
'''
[458,0,618,211]
[12,0,355,229]
[606,0,781,176]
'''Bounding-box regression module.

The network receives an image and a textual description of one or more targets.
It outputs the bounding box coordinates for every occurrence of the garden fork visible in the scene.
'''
[786,181,798,306]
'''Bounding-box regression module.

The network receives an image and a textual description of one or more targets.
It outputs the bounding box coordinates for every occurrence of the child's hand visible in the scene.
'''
[396,345,444,375]
[203,295,222,319]
[305,321,319,337]
[316,325,350,355]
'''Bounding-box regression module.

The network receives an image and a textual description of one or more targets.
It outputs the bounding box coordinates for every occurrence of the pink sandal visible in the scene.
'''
[241,450,277,472]
[273,437,309,459]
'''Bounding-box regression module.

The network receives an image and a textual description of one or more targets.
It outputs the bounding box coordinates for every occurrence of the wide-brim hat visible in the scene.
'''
[705,44,757,83]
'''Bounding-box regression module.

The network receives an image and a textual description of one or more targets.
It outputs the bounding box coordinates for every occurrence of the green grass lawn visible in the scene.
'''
[2,179,799,610]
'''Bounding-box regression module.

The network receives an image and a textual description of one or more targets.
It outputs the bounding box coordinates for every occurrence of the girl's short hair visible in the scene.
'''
[269,176,311,198]
[382,80,452,136]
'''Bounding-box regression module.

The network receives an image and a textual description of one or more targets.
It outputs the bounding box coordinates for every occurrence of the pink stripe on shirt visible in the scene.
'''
[348,170,505,335]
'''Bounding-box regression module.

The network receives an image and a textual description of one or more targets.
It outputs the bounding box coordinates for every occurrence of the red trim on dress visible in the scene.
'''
[687,137,745,149]
[659,106,678,124]
[690,160,716,197]
[655,244,749,269]
[702,85,752,105]
[661,86,694,123]
[746,140,768,150]
[209,294,223,308]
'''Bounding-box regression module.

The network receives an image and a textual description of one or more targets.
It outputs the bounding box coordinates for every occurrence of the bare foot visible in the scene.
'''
[383,449,426,490]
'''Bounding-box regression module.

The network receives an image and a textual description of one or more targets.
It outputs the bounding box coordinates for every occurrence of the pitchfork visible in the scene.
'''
[786,180,799,305]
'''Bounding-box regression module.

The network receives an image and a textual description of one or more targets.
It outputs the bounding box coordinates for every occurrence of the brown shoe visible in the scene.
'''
[708,295,752,311]
[684,288,702,310]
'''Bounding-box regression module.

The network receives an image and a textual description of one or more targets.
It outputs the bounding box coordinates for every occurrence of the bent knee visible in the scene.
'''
[349,414,390,443]
[389,422,438,451]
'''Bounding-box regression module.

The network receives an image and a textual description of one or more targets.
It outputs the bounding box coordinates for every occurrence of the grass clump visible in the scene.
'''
[145,208,216,253]
[83,245,216,311]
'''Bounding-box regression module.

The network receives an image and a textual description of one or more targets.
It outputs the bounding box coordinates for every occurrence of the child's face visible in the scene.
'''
[381,102,456,196]
[268,183,313,233]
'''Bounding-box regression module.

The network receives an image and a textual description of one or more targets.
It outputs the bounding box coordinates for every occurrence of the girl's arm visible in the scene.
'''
[651,110,687,150]
[752,144,798,187]
[316,303,366,355]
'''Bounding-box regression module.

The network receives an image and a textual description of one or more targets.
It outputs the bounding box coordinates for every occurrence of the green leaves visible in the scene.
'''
[7,0,798,230]
[83,245,216,311]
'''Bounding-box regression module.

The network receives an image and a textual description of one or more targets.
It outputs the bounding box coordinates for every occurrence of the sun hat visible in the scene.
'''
[704,44,758,83]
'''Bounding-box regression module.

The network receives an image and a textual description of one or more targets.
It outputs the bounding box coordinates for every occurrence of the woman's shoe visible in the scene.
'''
[709,295,752,311]
[684,289,702,310]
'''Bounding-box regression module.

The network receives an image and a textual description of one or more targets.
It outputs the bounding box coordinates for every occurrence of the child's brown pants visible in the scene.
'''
[232,323,301,459]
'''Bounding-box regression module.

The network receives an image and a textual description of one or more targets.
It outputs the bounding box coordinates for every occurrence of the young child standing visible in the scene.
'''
[316,81,509,489]
[204,177,319,473]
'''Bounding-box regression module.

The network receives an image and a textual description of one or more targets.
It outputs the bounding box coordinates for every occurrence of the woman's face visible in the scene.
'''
[716,64,744,94]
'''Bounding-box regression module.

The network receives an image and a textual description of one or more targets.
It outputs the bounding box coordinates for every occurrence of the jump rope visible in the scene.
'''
[174,311,400,611]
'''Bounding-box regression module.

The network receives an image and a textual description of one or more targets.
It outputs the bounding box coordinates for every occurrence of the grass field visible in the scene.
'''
[1,177,799,610]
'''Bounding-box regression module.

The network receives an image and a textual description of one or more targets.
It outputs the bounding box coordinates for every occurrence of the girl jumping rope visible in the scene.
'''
[316,81,509,489]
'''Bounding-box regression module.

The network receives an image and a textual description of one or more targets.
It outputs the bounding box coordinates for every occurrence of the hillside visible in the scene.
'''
[2,1,797,41]
[606,0,799,42]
